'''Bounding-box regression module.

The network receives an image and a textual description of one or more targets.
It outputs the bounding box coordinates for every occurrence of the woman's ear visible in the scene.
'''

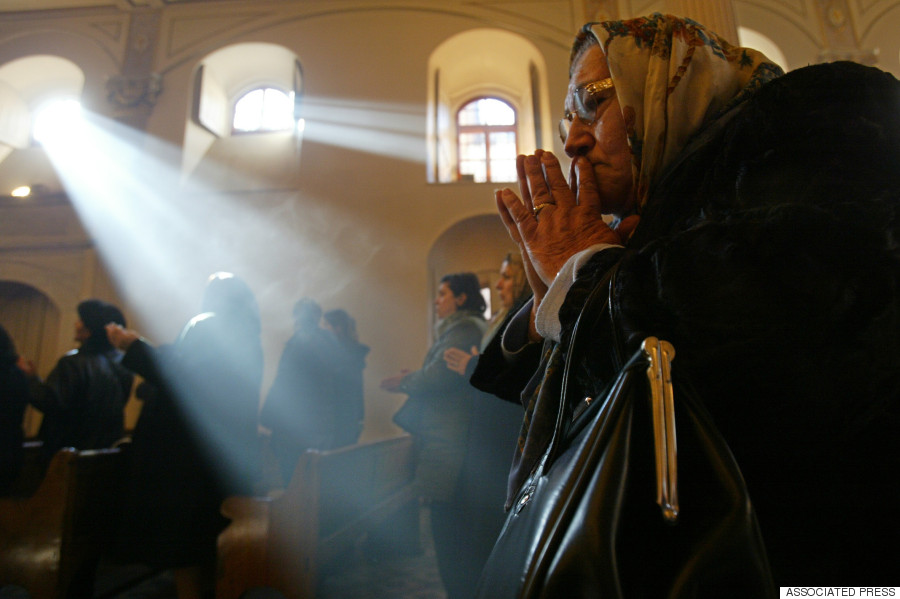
[456,293,467,307]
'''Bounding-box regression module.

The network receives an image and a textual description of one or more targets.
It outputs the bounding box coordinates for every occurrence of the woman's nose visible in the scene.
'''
[564,119,594,158]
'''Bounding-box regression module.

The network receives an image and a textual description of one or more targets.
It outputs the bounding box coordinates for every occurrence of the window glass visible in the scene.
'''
[458,98,515,126]
[233,87,294,133]
[459,132,487,160]
[457,98,517,182]
[459,160,487,183]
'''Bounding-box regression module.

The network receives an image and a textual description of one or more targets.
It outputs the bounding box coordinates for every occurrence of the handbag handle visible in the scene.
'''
[642,336,679,522]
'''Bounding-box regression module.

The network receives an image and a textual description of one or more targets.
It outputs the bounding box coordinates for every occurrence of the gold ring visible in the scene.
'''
[533,202,554,217]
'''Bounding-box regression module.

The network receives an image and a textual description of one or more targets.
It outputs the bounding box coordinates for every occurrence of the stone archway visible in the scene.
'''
[0,280,60,436]
[426,213,518,333]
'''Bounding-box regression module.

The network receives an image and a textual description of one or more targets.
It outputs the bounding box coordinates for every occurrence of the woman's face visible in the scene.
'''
[434,282,463,319]
[496,261,518,310]
[563,43,636,218]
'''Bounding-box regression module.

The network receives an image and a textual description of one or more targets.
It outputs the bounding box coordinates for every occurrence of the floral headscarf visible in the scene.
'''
[574,13,783,211]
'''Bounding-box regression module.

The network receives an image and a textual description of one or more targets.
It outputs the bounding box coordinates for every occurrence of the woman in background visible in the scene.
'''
[380,272,485,597]
[441,255,531,599]
[106,272,263,599]
[322,308,369,446]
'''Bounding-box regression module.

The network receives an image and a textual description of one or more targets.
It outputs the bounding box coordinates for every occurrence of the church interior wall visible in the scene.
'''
[1,0,899,441]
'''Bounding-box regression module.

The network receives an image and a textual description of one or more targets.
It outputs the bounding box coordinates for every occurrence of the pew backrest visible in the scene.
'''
[0,447,126,599]
[218,435,416,599]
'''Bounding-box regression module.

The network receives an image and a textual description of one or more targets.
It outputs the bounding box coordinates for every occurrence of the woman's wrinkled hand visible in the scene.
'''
[496,150,630,293]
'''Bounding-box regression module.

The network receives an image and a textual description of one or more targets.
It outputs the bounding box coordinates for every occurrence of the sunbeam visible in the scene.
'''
[36,105,382,493]
[301,96,426,162]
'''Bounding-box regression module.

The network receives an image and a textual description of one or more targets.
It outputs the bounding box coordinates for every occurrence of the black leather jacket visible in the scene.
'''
[29,336,133,458]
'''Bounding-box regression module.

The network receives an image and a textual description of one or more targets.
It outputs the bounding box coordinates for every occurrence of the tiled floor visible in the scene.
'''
[94,507,447,599]
[318,531,447,599]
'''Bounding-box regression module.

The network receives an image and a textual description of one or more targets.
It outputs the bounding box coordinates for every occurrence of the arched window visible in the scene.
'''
[0,54,84,177]
[232,87,295,133]
[185,43,302,190]
[427,28,552,184]
[457,97,517,183]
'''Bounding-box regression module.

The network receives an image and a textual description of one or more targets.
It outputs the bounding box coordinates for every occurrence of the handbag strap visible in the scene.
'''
[551,264,620,454]
[553,259,681,523]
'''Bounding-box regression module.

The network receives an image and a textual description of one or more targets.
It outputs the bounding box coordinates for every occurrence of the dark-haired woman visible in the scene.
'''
[441,255,532,599]
[380,272,485,595]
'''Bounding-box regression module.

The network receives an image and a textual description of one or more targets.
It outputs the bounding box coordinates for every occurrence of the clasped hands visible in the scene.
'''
[496,150,638,308]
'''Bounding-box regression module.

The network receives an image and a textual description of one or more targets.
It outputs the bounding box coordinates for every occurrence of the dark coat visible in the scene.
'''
[331,338,369,447]
[261,325,345,485]
[111,311,263,568]
[0,361,28,494]
[395,310,485,502]
[29,337,133,461]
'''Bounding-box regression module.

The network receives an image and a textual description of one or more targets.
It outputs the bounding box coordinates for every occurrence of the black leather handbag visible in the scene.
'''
[475,274,775,598]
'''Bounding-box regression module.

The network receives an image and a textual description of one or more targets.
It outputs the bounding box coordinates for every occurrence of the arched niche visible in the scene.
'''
[0,279,60,436]
[0,55,85,193]
[734,2,819,73]
[427,28,553,183]
[182,42,303,192]
[426,213,518,336]
[738,27,788,72]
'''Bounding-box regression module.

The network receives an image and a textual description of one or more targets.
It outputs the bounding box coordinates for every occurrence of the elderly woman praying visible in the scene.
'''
[473,13,900,589]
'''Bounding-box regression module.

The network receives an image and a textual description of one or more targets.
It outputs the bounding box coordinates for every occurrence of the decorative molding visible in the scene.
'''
[849,0,900,40]
[735,0,821,49]
[621,0,663,18]
[0,210,76,238]
[816,0,860,48]
[154,1,588,73]
[737,0,812,23]
[90,19,125,43]
[0,12,130,70]
[165,13,267,58]
[106,71,162,108]
[852,0,884,14]
[817,46,878,64]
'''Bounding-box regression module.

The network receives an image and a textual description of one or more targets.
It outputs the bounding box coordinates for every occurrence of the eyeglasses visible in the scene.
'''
[558,77,615,143]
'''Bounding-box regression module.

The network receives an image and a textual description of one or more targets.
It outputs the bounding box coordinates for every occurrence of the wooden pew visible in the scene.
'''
[3,440,47,498]
[0,446,127,599]
[217,435,417,599]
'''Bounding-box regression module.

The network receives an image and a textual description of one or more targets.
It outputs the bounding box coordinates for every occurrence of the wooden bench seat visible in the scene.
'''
[0,447,127,599]
[217,435,417,599]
